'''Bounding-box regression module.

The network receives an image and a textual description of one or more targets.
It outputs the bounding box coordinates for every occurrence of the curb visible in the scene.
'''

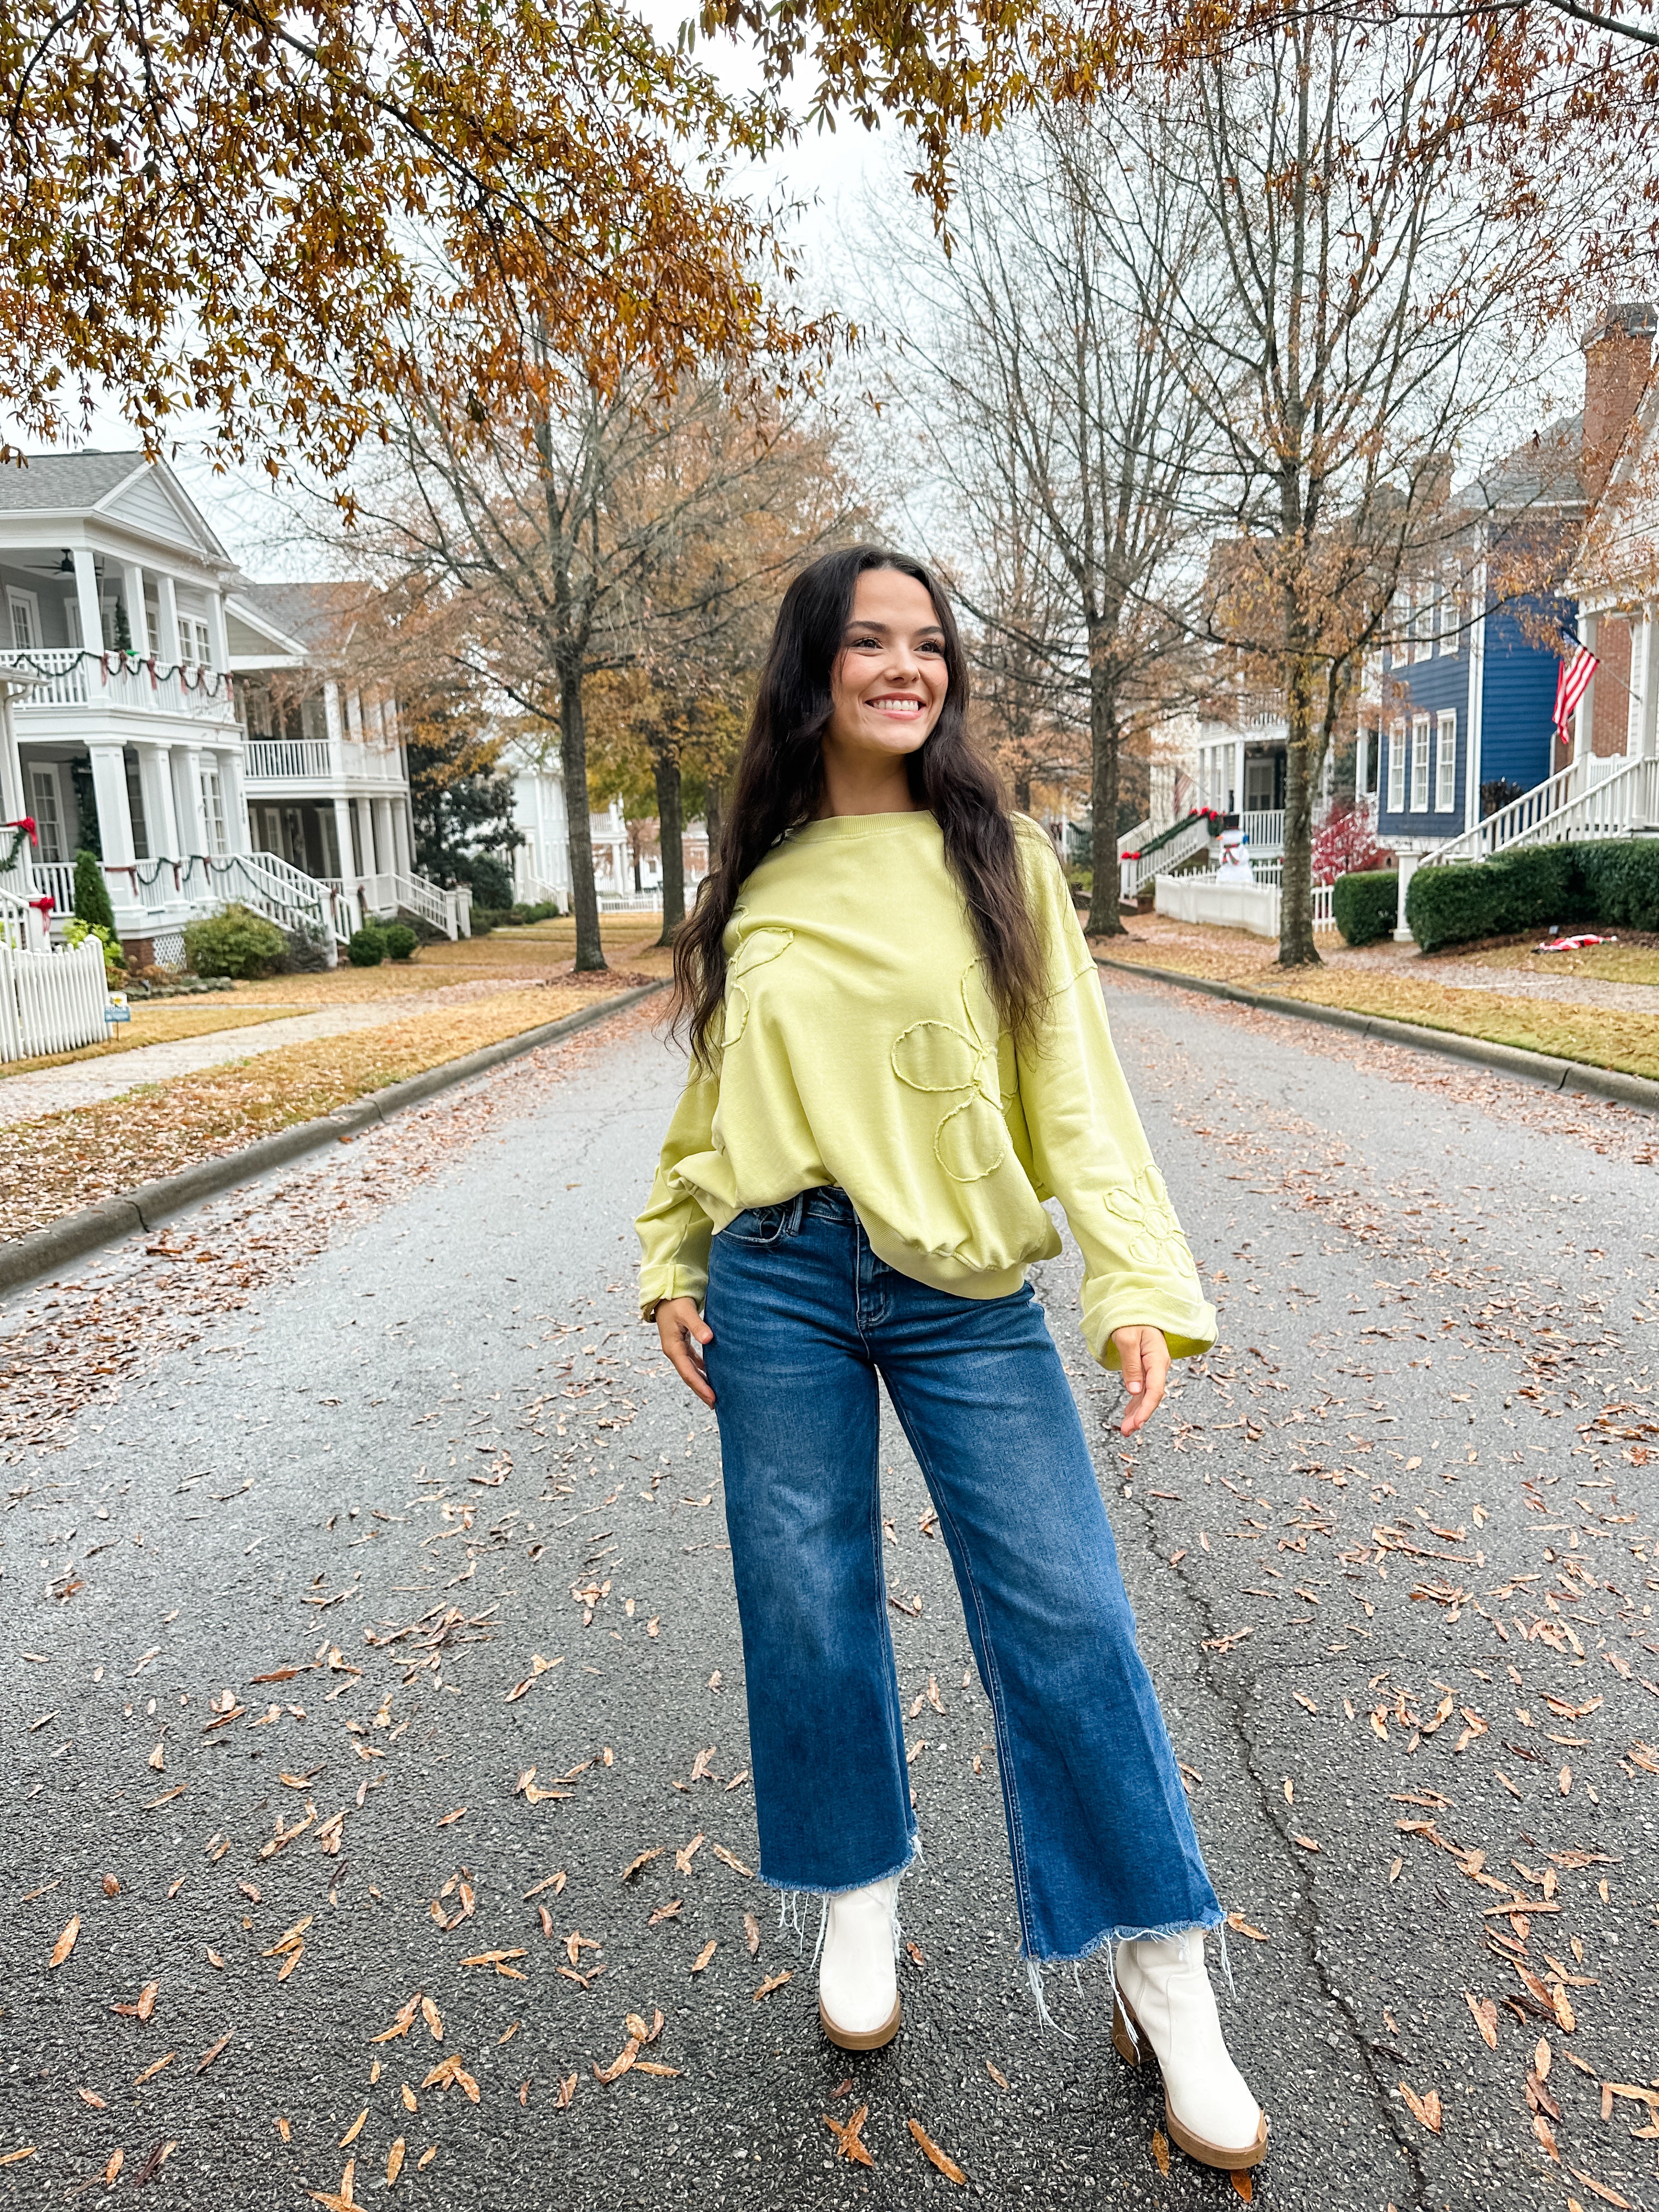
[1096,955,1659,1116]
[0,980,667,1296]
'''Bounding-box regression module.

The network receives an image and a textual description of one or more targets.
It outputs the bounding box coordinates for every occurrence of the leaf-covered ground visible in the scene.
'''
[1101,918,1659,1080]
[2,980,1657,2210]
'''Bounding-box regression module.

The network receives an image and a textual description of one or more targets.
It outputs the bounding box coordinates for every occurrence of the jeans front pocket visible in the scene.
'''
[723,1202,792,1246]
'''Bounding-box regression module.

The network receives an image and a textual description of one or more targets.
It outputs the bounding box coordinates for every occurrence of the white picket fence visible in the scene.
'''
[0,935,112,1063]
[1154,871,1336,938]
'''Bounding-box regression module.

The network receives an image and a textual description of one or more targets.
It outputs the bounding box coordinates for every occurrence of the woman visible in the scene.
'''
[636,548,1265,2174]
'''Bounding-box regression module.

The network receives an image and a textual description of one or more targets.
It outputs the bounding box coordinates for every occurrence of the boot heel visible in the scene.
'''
[1111,1997,1143,2068]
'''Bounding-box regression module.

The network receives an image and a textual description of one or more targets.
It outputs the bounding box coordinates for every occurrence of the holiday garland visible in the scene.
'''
[2,815,37,873]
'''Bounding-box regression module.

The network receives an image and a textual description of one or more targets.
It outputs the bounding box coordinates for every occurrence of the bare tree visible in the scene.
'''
[1124,16,1598,963]
[874,110,1214,934]
[339,355,850,964]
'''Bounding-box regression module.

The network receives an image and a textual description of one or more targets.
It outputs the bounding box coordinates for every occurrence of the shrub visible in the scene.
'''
[1577,839,1659,933]
[1333,870,1399,946]
[1313,802,1392,885]
[184,901,290,979]
[283,923,332,973]
[382,922,418,961]
[346,925,387,967]
[64,915,124,980]
[468,906,509,935]
[71,848,117,935]
[1406,842,1583,953]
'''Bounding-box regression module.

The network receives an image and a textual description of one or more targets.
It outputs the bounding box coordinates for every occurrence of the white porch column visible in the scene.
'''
[173,746,207,856]
[156,574,181,667]
[71,548,104,655]
[373,795,395,882]
[0,686,24,823]
[1354,727,1369,811]
[1233,734,1245,816]
[205,588,230,674]
[391,799,413,876]
[1630,608,1657,760]
[121,562,150,658]
[1393,851,1420,943]
[136,741,180,859]
[355,795,377,875]
[332,797,356,880]
[218,745,252,855]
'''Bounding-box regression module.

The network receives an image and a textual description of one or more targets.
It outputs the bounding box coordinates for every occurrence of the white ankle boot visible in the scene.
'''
[817,1876,901,2050]
[1112,1931,1266,2170]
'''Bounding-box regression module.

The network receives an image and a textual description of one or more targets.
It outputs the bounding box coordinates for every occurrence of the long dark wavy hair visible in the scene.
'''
[672,546,1046,1069]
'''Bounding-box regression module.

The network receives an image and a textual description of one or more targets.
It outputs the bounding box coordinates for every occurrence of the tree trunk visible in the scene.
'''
[557,654,606,972]
[653,739,686,946]
[1012,764,1032,814]
[1278,644,1321,968]
[1083,634,1124,938]
[703,774,724,871]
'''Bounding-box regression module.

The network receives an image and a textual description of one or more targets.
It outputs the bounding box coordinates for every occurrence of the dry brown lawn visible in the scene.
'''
[1096,918,1659,1081]
[0,979,657,1239]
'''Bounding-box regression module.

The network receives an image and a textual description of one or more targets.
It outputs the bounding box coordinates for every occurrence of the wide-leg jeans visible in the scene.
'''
[702,1187,1221,1965]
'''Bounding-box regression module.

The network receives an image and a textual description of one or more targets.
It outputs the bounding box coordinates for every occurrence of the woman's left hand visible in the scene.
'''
[1111,1327,1171,1437]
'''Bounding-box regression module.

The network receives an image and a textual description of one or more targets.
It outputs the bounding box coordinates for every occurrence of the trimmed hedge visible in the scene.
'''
[1333,870,1399,947]
[1578,840,1659,932]
[1404,837,1659,953]
[382,922,418,961]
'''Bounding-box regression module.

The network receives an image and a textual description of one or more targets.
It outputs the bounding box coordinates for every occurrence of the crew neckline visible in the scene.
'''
[789,810,938,842]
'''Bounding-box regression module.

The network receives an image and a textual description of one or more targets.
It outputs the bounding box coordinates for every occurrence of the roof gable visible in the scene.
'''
[97,461,229,562]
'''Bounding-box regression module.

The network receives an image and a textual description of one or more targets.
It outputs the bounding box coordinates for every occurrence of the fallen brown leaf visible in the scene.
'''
[1398,2080,1442,2134]
[909,2118,967,2185]
[385,2139,405,2185]
[1465,1993,1498,2049]
[753,1970,792,2002]
[48,1915,80,1968]
[823,2104,874,2168]
[1152,2129,1170,2176]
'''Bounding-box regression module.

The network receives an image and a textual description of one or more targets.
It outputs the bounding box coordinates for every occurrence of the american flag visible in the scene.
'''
[1553,644,1597,733]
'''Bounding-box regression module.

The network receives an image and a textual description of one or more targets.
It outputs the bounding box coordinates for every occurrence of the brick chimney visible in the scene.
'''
[1581,300,1657,496]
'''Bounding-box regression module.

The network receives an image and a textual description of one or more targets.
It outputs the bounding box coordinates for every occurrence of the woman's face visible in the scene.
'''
[825,568,949,767]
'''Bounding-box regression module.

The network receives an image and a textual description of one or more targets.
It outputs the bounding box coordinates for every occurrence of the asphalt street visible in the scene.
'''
[3,972,1657,2211]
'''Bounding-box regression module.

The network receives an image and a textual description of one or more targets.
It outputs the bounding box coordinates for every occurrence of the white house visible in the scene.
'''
[0,450,464,960]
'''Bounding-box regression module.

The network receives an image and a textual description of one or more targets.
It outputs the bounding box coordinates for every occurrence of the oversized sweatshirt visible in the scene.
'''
[635,810,1217,1368]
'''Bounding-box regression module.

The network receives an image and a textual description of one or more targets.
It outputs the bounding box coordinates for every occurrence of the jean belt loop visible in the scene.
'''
[786,1190,808,1237]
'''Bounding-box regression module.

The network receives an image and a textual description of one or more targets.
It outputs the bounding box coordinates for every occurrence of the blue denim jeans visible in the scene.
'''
[702,1187,1221,1966]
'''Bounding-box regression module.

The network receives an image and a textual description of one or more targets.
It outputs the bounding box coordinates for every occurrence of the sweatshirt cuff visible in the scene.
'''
[639,1262,708,1319]
[1084,1293,1218,1369]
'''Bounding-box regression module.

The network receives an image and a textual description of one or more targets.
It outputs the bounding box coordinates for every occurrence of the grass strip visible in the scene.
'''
[0,986,617,1239]
[1101,943,1659,1081]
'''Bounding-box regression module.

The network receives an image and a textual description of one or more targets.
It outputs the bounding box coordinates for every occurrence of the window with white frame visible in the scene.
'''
[1387,721,1407,810]
[1411,714,1431,810]
[199,766,228,855]
[1437,580,1461,656]
[27,766,65,861]
[1435,710,1457,811]
[7,588,40,650]
[178,614,213,667]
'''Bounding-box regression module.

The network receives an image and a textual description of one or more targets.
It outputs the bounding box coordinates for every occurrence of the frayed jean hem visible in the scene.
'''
[755,1839,921,1908]
[1021,1903,1225,1970]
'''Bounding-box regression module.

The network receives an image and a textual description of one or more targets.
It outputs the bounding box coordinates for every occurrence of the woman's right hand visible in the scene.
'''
[654,1296,715,1407]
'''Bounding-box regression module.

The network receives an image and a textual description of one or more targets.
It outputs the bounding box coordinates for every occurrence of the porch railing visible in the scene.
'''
[1240,809,1285,851]
[245,737,334,780]
[1120,815,1216,901]
[0,646,240,726]
[1421,753,1659,867]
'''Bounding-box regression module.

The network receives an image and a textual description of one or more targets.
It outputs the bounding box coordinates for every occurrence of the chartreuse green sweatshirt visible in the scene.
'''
[636,811,1216,1368]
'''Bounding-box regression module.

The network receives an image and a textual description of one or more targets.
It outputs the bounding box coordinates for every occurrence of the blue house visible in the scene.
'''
[1375,587,1571,851]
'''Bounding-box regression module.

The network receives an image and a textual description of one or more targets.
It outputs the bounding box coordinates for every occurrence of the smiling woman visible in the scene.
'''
[633,545,1267,2176]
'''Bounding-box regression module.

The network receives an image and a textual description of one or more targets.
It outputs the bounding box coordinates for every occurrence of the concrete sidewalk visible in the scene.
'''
[0,998,450,1126]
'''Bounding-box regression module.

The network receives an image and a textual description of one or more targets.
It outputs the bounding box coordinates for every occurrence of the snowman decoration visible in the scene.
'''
[1216,826,1255,882]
